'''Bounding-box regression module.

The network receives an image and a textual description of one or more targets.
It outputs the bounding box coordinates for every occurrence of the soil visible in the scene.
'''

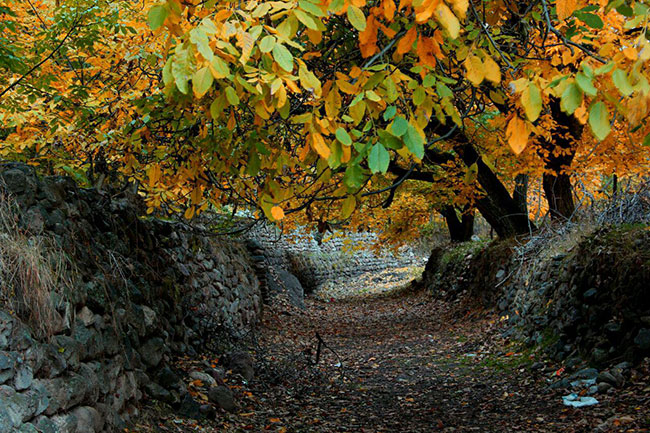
[137,287,650,433]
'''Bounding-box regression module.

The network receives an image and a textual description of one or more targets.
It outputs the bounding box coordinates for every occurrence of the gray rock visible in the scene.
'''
[0,386,30,426]
[208,385,236,412]
[571,368,599,380]
[597,382,613,393]
[16,423,39,433]
[144,382,176,404]
[34,416,58,433]
[141,306,157,332]
[155,367,182,390]
[177,393,202,419]
[50,413,78,433]
[14,361,33,390]
[634,328,650,350]
[140,338,165,367]
[189,371,216,387]
[597,371,622,387]
[0,169,28,194]
[71,406,103,433]
[72,324,104,360]
[266,269,305,308]
[222,351,255,382]
[77,307,96,327]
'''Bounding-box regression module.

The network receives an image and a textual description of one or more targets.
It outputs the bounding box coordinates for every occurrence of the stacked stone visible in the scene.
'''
[0,163,262,432]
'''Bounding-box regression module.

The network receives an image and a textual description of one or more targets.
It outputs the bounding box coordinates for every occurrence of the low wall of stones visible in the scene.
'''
[0,163,261,432]
[420,226,650,367]
[244,223,425,293]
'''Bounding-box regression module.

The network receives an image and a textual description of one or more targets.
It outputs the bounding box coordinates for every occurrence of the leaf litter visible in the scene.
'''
[136,282,650,432]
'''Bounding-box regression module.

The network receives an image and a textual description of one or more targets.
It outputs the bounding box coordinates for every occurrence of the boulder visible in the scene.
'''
[208,385,236,413]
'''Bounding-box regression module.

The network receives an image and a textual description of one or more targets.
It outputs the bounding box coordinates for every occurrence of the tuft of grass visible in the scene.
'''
[0,190,76,338]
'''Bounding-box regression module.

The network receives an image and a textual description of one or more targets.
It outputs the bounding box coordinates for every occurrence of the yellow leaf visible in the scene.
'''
[450,0,469,19]
[483,55,501,84]
[506,116,529,155]
[556,0,577,21]
[271,206,285,220]
[464,55,484,86]
[148,164,161,187]
[435,3,460,39]
[311,132,331,158]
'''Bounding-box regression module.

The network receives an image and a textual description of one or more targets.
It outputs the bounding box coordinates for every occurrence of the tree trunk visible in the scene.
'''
[441,206,474,242]
[513,174,529,216]
[543,172,575,220]
[455,142,535,237]
[424,119,536,236]
[540,99,581,220]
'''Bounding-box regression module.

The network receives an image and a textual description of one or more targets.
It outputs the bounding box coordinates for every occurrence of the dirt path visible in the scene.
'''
[141,289,650,432]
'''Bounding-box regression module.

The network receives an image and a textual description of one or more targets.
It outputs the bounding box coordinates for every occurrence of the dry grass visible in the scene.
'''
[0,190,76,338]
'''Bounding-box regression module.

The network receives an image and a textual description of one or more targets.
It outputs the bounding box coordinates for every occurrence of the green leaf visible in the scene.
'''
[612,69,634,96]
[404,125,425,159]
[347,5,367,31]
[294,10,319,30]
[300,0,325,16]
[413,87,426,106]
[192,66,213,98]
[340,195,356,219]
[560,82,583,114]
[328,0,345,13]
[210,94,227,119]
[368,143,390,174]
[383,106,397,121]
[378,130,402,149]
[344,163,365,189]
[272,43,294,72]
[575,11,604,28]
[644,133,650,147]
[225,86,240,105]
[259,35,276,53]
[147,4,168,30]
[335,127,352,146]
[172,46,193,95]
[575,72,597,96]
[436,82,453,99]
[589,101,611,141]
[521,82,542,122]
[594,62,614,75]
[391,116,408,137]
[210,56,231,79]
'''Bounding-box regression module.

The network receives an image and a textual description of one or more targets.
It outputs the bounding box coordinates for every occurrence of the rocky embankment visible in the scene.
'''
[421,227,650,372]
[0,163,262,432]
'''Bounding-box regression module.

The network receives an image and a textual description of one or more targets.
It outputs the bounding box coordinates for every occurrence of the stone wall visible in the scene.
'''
[0,163,261,432]
[244,223,425,294]
[420,226,650,367]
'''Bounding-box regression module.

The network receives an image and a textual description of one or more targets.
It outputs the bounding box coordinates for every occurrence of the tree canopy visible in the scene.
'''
[1,0,650,241]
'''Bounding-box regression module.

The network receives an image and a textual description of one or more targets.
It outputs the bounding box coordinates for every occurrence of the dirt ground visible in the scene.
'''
[137,288,650,433]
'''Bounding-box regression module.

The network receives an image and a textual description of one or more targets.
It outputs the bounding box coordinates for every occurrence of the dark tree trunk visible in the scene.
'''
[540,99,581,220]
[513,174,529,216]
[454,142,535,237]
[542,172,575,220]
[441,206,474,242]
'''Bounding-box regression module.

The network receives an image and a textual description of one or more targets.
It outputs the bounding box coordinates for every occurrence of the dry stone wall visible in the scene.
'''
[244,223,425,294]
[420,227,650,367]
[0,163,261,432]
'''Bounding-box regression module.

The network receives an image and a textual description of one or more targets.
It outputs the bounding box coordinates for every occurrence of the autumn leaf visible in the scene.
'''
[465,55,484,86]
[483,55,501,84]
[506,116,529,155]
[556,0,577,20]
[271,206,285,220]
